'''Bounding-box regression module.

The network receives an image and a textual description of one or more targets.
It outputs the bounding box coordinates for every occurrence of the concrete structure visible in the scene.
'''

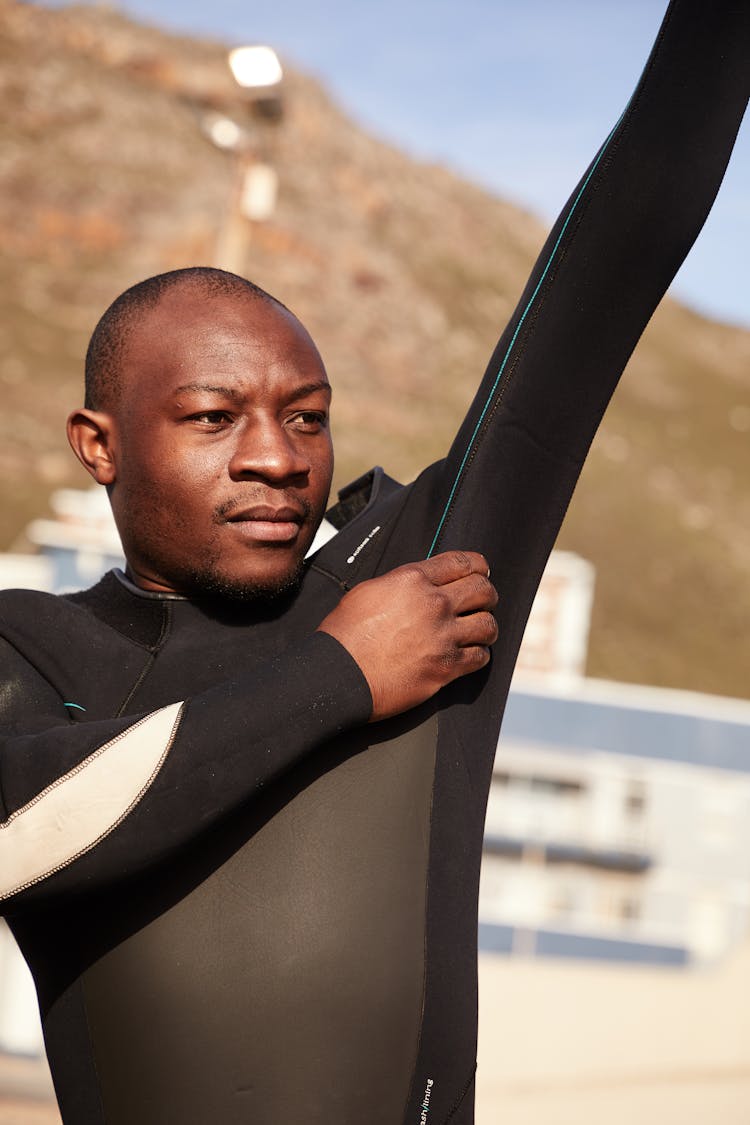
[513,550,595,683]
[0,925,43,1057]
[0,555,53,593]
[476,941,750,1125]
[481,678,750,966]
[24,488,124,593]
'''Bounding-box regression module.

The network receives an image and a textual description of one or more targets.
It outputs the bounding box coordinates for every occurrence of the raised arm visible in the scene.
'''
[394,0,747,600]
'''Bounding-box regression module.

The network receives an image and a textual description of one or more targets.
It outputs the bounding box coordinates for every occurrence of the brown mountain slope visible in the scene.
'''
[0,0,748,696]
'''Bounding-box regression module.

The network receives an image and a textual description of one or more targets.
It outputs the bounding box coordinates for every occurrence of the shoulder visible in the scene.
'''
[0,591,79,726]
[0,573,132,664]
[324,467,403,531]
[0,586,75,639]
[0,586,102,700]
[311,467,408,580]
[0,573,163,723]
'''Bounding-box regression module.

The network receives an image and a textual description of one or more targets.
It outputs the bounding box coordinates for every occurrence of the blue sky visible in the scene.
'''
[54,0,749,326]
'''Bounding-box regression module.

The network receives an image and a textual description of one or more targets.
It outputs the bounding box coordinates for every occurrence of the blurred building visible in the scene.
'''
[3,487,124,595]
[0,926,43,1056]
[481,679,750,966]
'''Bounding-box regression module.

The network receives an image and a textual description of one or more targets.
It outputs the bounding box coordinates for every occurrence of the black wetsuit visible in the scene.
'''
[1,3,747,1122]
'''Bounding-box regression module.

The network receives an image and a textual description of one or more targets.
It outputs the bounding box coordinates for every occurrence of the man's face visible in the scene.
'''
[104,289,334,599]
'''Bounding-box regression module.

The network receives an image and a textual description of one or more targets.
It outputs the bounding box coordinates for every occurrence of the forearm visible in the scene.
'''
[0,631,371,906]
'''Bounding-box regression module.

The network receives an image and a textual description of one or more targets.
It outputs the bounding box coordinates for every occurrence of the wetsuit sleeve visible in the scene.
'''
[386,0,747,647]
[0,631,371,906]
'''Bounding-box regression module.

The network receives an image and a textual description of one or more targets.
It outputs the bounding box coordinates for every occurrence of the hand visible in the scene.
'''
[317,551,498,722]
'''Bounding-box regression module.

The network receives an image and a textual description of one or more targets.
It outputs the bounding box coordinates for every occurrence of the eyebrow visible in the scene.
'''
[173,383,243,402]
[285,381,332,404]
[172,381,332,404]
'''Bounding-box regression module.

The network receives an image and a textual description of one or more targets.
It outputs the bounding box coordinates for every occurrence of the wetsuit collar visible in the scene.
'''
[113,569,188,601]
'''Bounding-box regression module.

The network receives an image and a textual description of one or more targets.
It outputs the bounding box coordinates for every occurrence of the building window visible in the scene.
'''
[625,780,646,818]
[620,897,640,924]
[493,771,584,796]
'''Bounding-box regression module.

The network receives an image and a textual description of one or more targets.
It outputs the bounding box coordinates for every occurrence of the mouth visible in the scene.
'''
[224,504,304,544]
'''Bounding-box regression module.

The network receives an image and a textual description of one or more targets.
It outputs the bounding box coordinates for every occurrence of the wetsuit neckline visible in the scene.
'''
[113,569,187,601]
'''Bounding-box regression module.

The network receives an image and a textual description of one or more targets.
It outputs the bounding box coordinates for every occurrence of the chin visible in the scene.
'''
[183,555,307,604]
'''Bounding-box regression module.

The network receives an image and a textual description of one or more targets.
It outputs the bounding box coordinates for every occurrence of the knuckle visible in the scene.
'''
[458,646,487,672]
[400,564,424,588]
[472,574,491,598]
[430,587,450,615]
[482,612,499,641]
[451,550,472,575]
[413,563,431,584]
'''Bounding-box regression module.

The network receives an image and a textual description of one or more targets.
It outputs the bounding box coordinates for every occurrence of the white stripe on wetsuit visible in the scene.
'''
[0,702,184,901]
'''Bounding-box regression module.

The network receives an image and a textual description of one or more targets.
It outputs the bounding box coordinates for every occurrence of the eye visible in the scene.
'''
[189,411,233,427]
[290,411,328,433]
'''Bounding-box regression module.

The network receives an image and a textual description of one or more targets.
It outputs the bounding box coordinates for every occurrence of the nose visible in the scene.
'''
[227,415,310,484]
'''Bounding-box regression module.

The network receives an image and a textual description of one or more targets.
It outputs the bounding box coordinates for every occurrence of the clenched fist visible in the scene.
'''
[317,551,498,722]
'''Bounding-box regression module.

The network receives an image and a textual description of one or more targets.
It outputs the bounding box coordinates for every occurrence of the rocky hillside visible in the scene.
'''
[0,0,748,696]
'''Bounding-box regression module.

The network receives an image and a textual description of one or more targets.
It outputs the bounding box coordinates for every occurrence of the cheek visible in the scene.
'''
[115,442,219,538]
[310,437,334,492]
[126,428,223,496]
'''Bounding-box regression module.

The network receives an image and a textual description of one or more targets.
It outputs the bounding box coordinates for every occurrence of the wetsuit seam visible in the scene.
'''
[63,600,162,655]
[115,603,171,717]
[443,1063,476,1123]
[432,286,583,538]
[115,653,156,718]
[78,985,108,1125]
[425,129,618,558]
[401,743,439,1123]
[155,599,172,649]
[308,562,351,591]
[426,231,574,554]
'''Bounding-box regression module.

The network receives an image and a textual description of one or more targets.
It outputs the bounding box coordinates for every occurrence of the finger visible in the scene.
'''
[441,572,498,615]
[452,610,499,649]
[417,550,490,587]
[446,643,492,678]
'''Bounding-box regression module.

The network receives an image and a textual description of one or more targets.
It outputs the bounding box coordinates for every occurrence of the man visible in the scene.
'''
[1,2,747,1122]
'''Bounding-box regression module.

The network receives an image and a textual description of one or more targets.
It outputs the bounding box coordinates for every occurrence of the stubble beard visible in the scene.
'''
[177,551,309,605]
[119,487,321,605]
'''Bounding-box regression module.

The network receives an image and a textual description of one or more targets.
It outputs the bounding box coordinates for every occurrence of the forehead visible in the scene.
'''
[120,289,328,402]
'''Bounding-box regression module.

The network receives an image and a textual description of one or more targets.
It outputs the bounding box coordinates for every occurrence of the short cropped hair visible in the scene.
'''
[84,267,285,410]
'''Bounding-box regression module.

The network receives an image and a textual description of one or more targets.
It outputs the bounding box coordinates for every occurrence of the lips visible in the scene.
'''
[224,504,304,544]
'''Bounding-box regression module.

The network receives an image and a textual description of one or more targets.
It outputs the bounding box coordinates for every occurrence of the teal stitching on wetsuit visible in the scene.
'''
[427,112,626,559]
[64,702,86,712]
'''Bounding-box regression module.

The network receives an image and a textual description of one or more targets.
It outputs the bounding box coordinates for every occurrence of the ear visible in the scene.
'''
[67,409,118,485]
